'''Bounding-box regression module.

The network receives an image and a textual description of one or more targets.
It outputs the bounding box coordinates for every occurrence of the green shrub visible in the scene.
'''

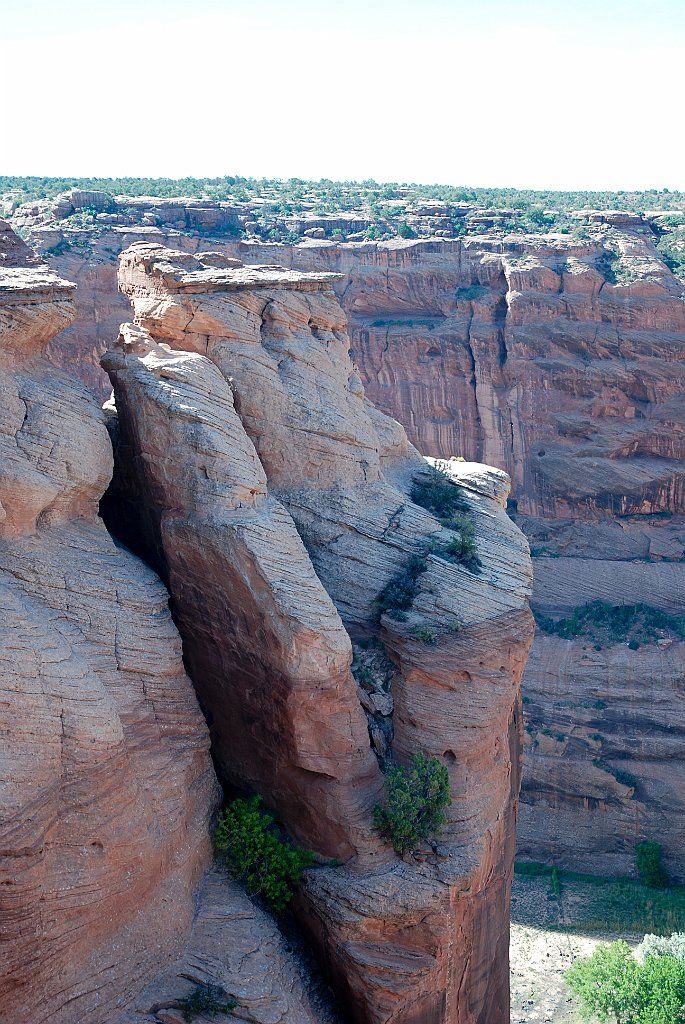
[550,865,561,897]
[438,513,482,572]
[45,238,72,256]
[638,933,685,962]
[410,463,468,523]
[636,842,670,889]
[411,625,438,644]
[566,939,685,1024]
[180,984,236,1022]
[397,221,416,238]
[375,554,428,621]
[593,759,638,791]
[374,752,450,855]
[456,284,489,301]
[214,796,314,914]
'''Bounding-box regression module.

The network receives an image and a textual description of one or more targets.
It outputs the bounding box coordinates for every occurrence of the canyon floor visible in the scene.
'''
[509,871,685,1023]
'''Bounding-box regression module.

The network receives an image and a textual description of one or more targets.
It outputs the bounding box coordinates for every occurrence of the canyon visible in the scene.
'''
[13,188,685,883]
[0,217,534,1023]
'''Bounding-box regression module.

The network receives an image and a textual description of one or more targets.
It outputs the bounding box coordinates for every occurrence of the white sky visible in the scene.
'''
[3,0,685,190]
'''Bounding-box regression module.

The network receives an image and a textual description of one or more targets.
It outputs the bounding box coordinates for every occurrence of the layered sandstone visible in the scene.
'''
[0,222,325,1024]
[103,242,534,1023]
[222,233,685,881]
[24,200,684,881]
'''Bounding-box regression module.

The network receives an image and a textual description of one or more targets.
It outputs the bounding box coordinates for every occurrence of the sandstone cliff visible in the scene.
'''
[102,242,534,1023]
[220,233,685,882]
[0,221,332,1024]
[21,196,682,884]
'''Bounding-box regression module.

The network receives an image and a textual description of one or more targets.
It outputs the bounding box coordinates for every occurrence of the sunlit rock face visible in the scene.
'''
[103,242,534,1024]
[18,199,685,880]
[255,231,684,882]
[0,223,328,1024]
[0,220,217,1021]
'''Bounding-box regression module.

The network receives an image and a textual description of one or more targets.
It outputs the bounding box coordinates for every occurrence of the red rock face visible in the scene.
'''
[31,212,683,888]
[0,223,328,1024]
[0,221,218,1021]
[219,235,685,882]
[103,243,534,1024]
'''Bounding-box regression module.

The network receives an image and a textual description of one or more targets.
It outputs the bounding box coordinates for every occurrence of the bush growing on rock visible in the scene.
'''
[438,514,482,573]
[180,983,236,1022]
[214,796,314,914]
[410,462,468,522]
[374,752,451,855]
[375,554,428,621]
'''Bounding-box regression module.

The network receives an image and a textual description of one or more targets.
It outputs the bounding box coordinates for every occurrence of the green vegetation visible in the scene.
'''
[535,601,685,648]
[44,238,71,256]
[4,176,685,215]
[455,284,490,301]
[374,752,451,855]
[655,220,685,279]
[410,462,468,523]
[437,513,482,573]
[375,554,428,621]
[566,939,685,1023]
[637,933,685,961]
[550,865,562,897]
[180,984,236,1022]
[411,625,438,644]
[592,759,639,792]
[214,796,314,914]
[514,863,685,935]
[397,221,416,238]
[636,842,670,889]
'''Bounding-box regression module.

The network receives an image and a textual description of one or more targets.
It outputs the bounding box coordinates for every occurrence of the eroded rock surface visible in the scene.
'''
[0,222,325,1024]
[222,234,685,881]
[103,243,534,1024]
[17,202,685,883]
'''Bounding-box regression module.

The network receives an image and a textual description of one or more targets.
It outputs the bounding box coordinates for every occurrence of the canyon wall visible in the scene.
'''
[0,220,339,1024]
[17,193,685,879]
[101,242,534,1023]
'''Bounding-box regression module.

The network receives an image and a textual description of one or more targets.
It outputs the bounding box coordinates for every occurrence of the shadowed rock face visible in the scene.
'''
[103,242,534,1024]
[0,222,332,1024]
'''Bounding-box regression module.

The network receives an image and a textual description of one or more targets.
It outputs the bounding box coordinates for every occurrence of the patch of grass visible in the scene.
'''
[515,861,554,878]
[515,863,685,935]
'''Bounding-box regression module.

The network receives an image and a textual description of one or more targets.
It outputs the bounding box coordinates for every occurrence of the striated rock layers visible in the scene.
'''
[0,220,329,1024]
[217,234,685,881]
[102,242,534,1024]
[20,207,685,880]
